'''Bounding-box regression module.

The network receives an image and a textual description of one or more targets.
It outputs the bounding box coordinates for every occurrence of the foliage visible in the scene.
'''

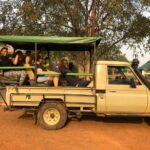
[0,0,150,71]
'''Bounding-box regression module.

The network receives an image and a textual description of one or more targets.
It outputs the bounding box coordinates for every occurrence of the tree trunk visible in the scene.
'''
[90,0,98,36]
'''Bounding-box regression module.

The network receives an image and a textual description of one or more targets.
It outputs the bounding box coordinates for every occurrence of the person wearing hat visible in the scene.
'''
[131,58,139,69]
[60,59,90,87]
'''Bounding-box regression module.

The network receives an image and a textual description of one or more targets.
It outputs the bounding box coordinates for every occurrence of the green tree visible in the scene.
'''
[0,0,20,34]
[0,0,150,72]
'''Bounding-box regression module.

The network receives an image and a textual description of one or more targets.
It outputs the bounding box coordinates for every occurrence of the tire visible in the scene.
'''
[37,103,67,130]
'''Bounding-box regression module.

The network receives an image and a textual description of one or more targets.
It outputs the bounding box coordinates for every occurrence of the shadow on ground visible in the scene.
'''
[17,111,150,126]
[18,112,34,120]
[143,118,150,125]
[71,114,146,124]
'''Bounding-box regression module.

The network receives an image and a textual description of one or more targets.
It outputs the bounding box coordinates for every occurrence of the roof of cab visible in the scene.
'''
[0,36,101,51]
[96,61,130,66]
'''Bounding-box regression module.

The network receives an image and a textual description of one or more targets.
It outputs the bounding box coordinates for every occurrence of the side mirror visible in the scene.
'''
[130,78,136,88]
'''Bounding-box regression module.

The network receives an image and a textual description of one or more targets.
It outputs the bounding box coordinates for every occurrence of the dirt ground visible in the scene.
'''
[0,106,150,150]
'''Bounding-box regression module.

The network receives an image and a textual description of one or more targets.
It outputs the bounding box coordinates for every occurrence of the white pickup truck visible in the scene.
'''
[2,60,150,130]
[0,36,149,130]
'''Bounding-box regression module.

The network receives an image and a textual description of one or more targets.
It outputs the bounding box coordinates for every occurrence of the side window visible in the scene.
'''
[107,66,141,85]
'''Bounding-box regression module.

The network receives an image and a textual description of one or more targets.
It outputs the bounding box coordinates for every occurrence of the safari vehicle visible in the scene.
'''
[0,36,150,130]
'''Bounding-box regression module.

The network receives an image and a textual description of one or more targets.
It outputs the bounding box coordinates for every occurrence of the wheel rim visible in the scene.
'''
[43,108,61,126]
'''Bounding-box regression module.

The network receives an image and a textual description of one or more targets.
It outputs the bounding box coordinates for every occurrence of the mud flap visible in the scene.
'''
[0,87,9,109]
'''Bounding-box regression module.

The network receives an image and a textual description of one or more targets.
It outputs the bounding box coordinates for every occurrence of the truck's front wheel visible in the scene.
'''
[37,103,67,130]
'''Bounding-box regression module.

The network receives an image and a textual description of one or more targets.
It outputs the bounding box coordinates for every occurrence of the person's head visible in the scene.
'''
[0,47,8,56]
[69,62,74,70]
[37,55,43,64]
[56,60,61,67]
[44,57,49,64]
[15,50,23,57]
[25,50,31,56]
[61,59,69,68]
[132,58,139,69]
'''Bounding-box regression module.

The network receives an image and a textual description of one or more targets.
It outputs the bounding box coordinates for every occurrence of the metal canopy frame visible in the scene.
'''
[0,36,101,72]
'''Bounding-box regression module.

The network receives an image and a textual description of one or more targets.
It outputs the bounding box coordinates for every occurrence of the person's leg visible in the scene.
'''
[78,80,90,87]
[4,71,12,78]
[37,76,48,83]
[47,79,54,86]
[48,76,53,81]
[15,70,27,85]
[26,70,36,86]
[53,76,59,87]
[24,64,35,80]
[4,71,22,85]
[4,71,18,80]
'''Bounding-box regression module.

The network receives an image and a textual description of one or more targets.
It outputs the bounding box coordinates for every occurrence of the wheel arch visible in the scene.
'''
[38,98,65,109]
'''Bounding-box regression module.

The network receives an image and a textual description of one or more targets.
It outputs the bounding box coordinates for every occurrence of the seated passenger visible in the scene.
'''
[60,59,90,87]
[44,57,51,71]
[12,50,24,66]
[24,50,36,86]
[49,60,61,87]
[0,47,13,66]
[36,56,59,87]
[0,48,26,86]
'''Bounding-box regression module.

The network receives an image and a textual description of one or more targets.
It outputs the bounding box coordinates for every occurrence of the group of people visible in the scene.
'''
[36,56,90,87]
[0,47,90,87]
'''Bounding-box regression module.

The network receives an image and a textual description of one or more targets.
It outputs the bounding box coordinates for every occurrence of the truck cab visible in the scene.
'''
[95,61,150,114]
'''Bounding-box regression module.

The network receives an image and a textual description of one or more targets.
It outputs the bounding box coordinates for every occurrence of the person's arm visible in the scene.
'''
[0,57,2,66]
[12,55,19,65]
[25,56,30,65]
[61,68,72,74]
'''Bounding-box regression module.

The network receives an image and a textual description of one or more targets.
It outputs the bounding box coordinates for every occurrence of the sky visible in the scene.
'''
[121,45,150,67]
[121,11,150,67]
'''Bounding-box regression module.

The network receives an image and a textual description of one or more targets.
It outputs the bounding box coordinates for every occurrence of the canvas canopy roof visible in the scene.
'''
[0,36,101,51]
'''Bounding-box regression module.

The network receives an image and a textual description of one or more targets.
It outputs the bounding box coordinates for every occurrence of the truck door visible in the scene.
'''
[106,65,148,113]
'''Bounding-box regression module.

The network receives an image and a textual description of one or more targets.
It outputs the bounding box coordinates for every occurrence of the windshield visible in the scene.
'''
[134,68,150,90]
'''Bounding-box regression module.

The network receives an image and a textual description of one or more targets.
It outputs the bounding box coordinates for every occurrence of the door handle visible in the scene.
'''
[108,91,116,93]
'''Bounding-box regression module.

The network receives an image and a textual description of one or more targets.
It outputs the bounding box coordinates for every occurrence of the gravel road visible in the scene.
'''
[0,106,150,150]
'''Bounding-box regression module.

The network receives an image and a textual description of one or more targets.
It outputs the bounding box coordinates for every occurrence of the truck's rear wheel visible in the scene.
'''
[37,103,67,130]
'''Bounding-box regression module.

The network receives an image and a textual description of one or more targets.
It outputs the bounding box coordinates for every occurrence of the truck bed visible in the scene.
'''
[5,86,96,112]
